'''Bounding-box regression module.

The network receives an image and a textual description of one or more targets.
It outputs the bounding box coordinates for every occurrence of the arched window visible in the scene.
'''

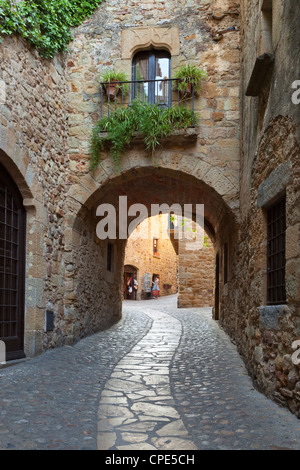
[132,49,171,106]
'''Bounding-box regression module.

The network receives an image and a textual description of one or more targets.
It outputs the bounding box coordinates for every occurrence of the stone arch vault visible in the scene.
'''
[60,159,240,346]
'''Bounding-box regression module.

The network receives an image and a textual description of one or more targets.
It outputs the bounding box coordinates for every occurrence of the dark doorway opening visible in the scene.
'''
[0,163,26,360]
[124,265,137,300]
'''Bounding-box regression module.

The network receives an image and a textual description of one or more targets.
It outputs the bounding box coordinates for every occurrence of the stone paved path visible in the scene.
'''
[97,308,197,450]
[1,295,300,450]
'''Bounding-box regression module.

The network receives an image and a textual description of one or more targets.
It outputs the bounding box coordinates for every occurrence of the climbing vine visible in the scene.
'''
[0,0,104,58]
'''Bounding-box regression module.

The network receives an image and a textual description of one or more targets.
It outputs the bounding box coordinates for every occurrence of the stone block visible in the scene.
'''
[26,278,45,309]
[67,183,92,205]
[24,330,43,358]
[257,161,292,208]
[286,224,300,260]
[258,305,290,330]
[212,112,224,122]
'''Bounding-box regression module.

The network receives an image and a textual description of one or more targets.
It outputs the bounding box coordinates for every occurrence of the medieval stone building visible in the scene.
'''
[0,0,299,417]
[124,214,179,300]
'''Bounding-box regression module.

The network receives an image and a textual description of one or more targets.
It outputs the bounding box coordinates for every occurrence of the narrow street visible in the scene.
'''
[0,295,300,451]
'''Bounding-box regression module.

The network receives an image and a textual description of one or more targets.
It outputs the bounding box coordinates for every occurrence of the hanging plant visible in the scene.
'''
[173,64,207,96]
[100,69,129,99]
[90,99,196,173]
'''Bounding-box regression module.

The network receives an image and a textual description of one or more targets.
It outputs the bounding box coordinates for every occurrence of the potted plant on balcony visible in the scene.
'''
[100,69,129,99]
[173,64,207,97]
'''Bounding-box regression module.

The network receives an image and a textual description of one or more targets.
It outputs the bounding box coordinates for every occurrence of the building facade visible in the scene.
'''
[124,214,215,305]
[124,214,178,300]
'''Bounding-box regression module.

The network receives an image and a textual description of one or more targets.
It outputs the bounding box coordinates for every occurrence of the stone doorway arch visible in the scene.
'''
[63,164,239,346]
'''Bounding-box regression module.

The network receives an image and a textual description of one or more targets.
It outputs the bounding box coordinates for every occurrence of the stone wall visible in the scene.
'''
[1,0,300,419]
[124,214,215,305]
[220,0,300,417]
[178,235,215,308]
[0,35,68,356]
[65,0,241,208]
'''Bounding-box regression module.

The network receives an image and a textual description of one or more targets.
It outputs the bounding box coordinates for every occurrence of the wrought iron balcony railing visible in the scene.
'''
[99,78,196,128]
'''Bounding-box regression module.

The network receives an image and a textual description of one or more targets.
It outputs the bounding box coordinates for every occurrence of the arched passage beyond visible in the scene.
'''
[64,166,239,344]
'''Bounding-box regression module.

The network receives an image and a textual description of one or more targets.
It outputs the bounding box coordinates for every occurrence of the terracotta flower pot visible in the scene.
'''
[105,81,117,98]
[179,80,193,97]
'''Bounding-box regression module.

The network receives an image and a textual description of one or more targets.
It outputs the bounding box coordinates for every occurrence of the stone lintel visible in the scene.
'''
[257,161,292,208]
[121,26,180,60]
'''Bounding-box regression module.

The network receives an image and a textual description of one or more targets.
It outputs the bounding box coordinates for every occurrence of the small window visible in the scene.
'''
[153,238,158,255]
[267,196,286,305]
[107,242,114,272]
[132,49,171,106]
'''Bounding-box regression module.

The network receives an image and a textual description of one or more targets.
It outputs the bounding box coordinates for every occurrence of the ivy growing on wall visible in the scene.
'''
[0,0,104,58]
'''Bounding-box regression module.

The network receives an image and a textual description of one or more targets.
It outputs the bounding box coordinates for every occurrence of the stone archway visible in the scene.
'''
[63,163,239,345]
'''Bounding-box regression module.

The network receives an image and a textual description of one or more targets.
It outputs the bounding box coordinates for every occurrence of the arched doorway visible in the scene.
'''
[0,163,26,360]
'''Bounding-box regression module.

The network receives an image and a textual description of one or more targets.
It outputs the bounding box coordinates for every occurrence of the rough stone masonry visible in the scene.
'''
[0,0,299,418]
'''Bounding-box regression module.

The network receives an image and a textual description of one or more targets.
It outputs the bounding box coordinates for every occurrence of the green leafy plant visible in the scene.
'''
[170,215,210,247]
[100,69,129,97]
[173,63,207,95]
[90,99,196,173]
[0,0,104,58]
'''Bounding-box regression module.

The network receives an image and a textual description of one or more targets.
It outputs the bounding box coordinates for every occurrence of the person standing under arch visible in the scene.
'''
[152,277,160,299]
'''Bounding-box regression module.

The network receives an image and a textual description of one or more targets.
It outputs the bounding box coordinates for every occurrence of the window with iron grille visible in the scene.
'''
[267,196,286,305]
[0,163,26,360]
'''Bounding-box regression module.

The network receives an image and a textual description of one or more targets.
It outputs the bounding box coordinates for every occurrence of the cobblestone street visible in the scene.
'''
[0,295,300,451]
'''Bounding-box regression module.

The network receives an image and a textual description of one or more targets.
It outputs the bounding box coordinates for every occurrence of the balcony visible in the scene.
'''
[99,77,197,130]
[89,77,198,172]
